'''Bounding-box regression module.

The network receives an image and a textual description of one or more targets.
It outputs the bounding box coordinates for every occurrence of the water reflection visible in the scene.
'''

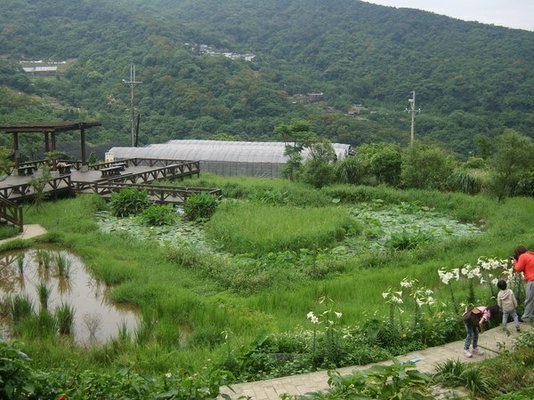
[0,249,138,344]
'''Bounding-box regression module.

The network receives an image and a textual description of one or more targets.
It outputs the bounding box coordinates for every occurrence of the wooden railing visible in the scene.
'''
[95,182,221,204]
[0,197,23,232]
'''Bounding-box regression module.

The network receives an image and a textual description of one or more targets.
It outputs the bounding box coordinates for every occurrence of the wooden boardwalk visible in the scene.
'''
[0,158,205,204]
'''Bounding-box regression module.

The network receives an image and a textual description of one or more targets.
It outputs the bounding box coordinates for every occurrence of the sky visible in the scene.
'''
[364,0,534,31]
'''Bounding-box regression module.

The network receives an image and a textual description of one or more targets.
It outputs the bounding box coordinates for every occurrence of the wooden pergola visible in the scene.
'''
[0,121,102,167]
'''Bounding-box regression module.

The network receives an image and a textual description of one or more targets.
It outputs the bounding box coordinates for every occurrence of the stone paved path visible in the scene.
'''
[0,224,47,245]
[220,323,531,399]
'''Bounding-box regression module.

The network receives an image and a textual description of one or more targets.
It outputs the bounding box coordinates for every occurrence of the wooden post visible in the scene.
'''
[80,125,87,165]
[51,131,57,151]
[44,132,50,153]
[13,132,20,168]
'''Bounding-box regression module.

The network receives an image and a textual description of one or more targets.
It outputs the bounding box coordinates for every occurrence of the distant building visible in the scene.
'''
[20,60,68,76]
[22,66,58,74]
[306,92,324,102]
[109,140,352,178]
[348,104,368,115]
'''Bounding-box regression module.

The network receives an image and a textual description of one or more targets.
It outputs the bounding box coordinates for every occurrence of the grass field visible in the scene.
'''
[3,176,533,379]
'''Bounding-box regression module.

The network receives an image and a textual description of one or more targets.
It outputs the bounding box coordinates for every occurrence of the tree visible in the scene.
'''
[474,135,493,160]
[0,146,13,177]
[401,143,456,190]
[357,143,403,186]
[489,130,534,201]
[300,138,337,188]
[275,119,316,181]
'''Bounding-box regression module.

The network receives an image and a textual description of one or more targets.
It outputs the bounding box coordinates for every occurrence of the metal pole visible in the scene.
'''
[410,91,415,146]
[130,65,135,147]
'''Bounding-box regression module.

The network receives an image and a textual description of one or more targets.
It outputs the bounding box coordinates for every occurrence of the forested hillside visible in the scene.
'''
[0,0,532,155]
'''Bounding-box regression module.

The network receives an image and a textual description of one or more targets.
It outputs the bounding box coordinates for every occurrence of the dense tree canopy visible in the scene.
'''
[0,0,532,156]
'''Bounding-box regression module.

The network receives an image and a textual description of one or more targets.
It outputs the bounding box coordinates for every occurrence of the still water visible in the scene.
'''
[0,248,138,344]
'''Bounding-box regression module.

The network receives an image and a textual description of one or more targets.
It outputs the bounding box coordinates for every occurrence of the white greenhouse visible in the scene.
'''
[109,140,352,177]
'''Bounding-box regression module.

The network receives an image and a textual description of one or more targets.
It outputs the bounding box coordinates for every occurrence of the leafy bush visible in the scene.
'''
[386,229,431,250]
[142,204,176,226]
[313,362,433,399]
[299,159,336,188]
[0,342,231,400]
[0,342,50,400]
[401,143,456,190]
[182,193,218,221]
[513,170,534,197]
[109,188,151,217]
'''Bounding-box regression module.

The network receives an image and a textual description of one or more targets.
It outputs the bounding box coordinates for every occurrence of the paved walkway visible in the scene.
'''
[220,323,531,399]
[0,224,47,245]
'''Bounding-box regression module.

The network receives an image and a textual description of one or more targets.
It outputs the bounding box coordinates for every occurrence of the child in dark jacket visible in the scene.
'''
[497,279,520,332]
[462,304,500,358]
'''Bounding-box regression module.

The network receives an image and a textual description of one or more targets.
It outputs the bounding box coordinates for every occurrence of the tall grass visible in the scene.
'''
[55,303,75,336]
[54,252,71,278]
[7,294,34,323]
[35,249,52,269]
[206,202,357,254]
[37,281,51,310]
[16,255,24,274]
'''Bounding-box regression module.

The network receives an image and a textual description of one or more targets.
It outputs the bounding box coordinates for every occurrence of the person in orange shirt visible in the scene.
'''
[513,245,534,322]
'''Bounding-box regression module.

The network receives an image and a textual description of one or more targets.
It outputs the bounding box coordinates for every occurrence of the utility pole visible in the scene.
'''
[122,64,142,147]
[405,90,420,146]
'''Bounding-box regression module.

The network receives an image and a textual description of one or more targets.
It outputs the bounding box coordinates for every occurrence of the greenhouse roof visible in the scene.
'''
[110,140,352,164]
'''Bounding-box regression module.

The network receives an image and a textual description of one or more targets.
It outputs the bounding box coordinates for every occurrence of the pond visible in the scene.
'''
[0,248,138,344]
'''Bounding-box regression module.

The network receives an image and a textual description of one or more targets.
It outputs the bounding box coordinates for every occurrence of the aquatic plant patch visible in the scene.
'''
[96,211,213,251]
[345,201,481,252]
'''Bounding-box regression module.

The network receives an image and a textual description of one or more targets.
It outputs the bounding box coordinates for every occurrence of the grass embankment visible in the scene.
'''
[7,176,534,379]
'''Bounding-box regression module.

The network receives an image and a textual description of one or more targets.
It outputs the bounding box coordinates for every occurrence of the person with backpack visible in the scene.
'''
[513,245,534,322]
[462,304,500,358]
[497,279,520,332]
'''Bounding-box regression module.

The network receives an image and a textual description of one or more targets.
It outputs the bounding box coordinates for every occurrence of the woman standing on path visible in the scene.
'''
[513,245,534,322]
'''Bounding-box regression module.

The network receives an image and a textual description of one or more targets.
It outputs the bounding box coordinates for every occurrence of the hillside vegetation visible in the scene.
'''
[0,0,532,154]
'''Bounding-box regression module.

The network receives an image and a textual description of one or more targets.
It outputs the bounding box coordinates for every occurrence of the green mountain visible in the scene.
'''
[0,0,532,155]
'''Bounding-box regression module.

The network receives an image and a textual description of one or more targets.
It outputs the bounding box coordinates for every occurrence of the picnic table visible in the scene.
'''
[57,163,72,175]
[101,165,123,177]
[17,165,35,176]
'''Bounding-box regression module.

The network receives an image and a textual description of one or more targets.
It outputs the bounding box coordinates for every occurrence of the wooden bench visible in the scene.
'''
[101,165,123,177]
[17,165,35,176]
[57,163,72,175]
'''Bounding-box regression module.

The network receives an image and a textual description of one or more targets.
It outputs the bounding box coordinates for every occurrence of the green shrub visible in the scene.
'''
[182,192,218,221]
[465,156,486,169]
[142,204,176,226]
[299,159,336,188]
[109,188,151,217]
[513,170,534,197]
